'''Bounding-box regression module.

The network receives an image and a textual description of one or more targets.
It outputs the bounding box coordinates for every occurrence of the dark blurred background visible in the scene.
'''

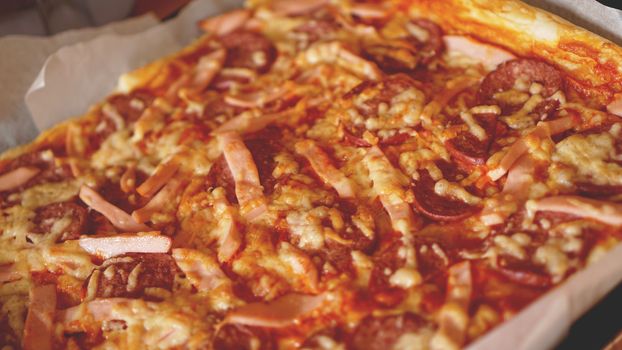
[0,0,190,36]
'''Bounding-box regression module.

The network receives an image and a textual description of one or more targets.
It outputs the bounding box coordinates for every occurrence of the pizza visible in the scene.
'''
[1,0,622,348]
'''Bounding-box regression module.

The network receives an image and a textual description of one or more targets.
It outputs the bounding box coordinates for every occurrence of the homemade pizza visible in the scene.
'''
[2,0,622,349]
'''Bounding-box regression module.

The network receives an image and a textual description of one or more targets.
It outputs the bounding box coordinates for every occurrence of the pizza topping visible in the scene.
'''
[413,169,481,222]
[79,185,150,232]
[295,139,355,198]
[172,248,230,292]
[407,19,444,63]
[33,201,87,242]
[443,35,515,68]
[298,41,382,81]
[132,177,185,224]
[221,31,277,74]
[478,59,564,104]
[23,284,56,350]
[529,196,622,227]
[431,261,472,350]
[225,85,289,109]
[0,264,21,283]
[349,313,433,350]
[192,48,226,92]
[212,188,242,263]
[225,293,325,328]
[199,9,251,36]
[136,154,182,198]
[481,154,536,226]
[85,253,177,298]
[218,131,267,220]
[446,112,497,170]
[213,110,285,134]
[271,0,328,16]
[0,166,40,192]
[487,115,578,181]
[78,234,172,259]
[607,93,622,117]
[364,146,419,236]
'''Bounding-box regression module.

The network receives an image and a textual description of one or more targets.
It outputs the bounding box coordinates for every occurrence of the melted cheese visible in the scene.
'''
[553,133,622,186]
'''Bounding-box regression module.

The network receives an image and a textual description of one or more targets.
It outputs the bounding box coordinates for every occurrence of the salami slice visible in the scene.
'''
[84,253,177,299]
[445,113,497,170]
[221,31,277,74]
[408,19,444,63]
[349,313,430,350]
[33,201,87,242]
[412,169,481,221]
[478,59,564,103]
[207,156,237,204]
[213,324,275,350]
[106,89,155,123]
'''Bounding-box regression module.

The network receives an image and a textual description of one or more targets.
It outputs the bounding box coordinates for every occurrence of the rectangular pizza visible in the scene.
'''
[1,0,622,349]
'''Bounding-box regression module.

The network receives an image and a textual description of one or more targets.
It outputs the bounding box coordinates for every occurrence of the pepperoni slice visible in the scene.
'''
[348,313,430,350]
[576,182,622,198]
[445,113,497,171]
[478,59,564,103]
[213,324,275,350]
[106,89,155,123]
[221,31,277,74]
[207,155,237,204]
[33,201,87,242]
[84,253,177,299]
[363,41,419,73]
[412,169,481,221]
[368,241,406,306]
[351,74,418,117]
[244,127,282,195]
[409,19,444,63]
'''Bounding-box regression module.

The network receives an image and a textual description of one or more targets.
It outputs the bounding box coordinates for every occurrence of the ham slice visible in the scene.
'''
[443,35,515,68]
[300,42,382,81]
[349,3,389,19]
[531,196,622,227]
[225,293,325,328]
[0,264,21,283]
[137,155,182,198]
[0,166,40,192]
[488,116,578,181]
[213,110,285,135]
[607,93,622,117]
[172,248,230,291]
[132,177,185,224]
[481,154,535,226]
[213,193,242,262]
[199,9,251,36]
[295,140,355,198]
[271,0,328,15]
[79,185,151,232]
[23,284,56,350]
[193,48,226,91]
[78,234,171,259]
[364,147,418,235]
[431,261,473,350]
[61,298,127,326]
[225,86,288,109]
[218,131,267,220]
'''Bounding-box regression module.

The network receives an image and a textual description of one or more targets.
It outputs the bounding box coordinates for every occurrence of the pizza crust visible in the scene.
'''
[406,0,622,104]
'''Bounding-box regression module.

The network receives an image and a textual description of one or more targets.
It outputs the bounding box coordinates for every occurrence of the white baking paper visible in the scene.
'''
[1,0,622,349]
[0,14,159,151]
[25,0,244,134]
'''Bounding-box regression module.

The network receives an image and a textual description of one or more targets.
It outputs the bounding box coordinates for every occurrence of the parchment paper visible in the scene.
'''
[2,0,622,349]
